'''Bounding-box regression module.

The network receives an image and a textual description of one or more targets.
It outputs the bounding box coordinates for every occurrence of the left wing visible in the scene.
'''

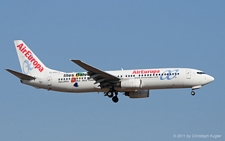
[71,60,120,87]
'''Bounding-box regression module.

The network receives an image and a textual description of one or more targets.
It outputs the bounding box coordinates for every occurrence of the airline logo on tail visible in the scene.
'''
[17,43,44,73]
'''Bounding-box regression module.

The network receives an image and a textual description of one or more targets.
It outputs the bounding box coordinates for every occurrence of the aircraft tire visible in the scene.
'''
[108,91,114,98]
[191,91,195,96]
[112,96,119,103]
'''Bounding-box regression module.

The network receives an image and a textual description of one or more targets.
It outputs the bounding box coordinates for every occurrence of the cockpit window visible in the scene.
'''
[197,72,206,74]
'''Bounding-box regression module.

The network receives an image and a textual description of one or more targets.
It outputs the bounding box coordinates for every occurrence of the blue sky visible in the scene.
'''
[1,1,224,140]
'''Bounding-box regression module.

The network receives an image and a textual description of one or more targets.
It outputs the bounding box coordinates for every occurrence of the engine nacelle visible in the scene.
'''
[125,90,149,98]
[120,79,141,89]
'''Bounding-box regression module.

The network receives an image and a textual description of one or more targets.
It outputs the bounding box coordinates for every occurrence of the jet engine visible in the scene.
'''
[120,79,142,89]
[125,90,149,98]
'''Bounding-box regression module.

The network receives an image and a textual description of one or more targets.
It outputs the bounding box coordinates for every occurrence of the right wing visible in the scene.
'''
[6,69,35,80]
[71,60,120,87]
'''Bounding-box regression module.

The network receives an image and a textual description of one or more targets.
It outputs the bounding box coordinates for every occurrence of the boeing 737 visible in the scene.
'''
[6,40,214,103]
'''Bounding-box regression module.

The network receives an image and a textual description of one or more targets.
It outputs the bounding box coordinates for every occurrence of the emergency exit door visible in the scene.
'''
[47,76,52,86]
[186,70,191,79]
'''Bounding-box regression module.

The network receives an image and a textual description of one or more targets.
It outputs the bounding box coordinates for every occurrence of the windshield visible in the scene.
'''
[197,72,206,74]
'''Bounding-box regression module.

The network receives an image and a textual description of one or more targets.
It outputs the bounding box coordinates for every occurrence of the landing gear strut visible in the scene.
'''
[191,90,195,96]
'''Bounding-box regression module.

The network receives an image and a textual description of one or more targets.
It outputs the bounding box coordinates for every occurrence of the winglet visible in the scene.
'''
[5,69,35,80]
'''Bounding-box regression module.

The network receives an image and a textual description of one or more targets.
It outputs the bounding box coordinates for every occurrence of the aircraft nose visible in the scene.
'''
[208,75,214,83]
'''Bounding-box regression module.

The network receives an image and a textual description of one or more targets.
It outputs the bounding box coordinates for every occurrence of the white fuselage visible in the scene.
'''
[21,68,214,93]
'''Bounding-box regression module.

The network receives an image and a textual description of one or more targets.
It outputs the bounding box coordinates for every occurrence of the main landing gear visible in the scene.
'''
[191,90,195,96]
[105,90,119,103]
[112,95,119,103]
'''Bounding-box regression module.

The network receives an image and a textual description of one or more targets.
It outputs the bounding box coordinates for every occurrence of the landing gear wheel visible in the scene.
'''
[191,91,195,96]
[108,91,114,98]
[112,96,119,103]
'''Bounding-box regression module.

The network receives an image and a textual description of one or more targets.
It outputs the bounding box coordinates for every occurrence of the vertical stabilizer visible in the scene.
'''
[14,40,49,75]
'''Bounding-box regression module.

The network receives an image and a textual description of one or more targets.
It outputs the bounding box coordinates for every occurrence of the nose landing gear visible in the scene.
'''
[191,90,195,96]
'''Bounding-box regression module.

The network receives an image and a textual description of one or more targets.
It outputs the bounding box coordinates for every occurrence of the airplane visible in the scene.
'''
[6,40,214,103]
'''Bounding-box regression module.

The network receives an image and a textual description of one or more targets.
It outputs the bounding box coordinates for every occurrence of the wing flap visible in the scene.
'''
[6,69,35,80]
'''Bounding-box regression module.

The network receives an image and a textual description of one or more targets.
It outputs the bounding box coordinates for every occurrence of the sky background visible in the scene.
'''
[1,1,224,140]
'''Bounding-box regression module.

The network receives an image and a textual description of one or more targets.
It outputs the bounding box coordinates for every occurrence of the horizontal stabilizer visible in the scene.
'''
[5,69,35,80]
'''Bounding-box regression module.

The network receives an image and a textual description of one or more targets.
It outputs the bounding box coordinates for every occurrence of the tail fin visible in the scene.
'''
[14,40,49,75]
